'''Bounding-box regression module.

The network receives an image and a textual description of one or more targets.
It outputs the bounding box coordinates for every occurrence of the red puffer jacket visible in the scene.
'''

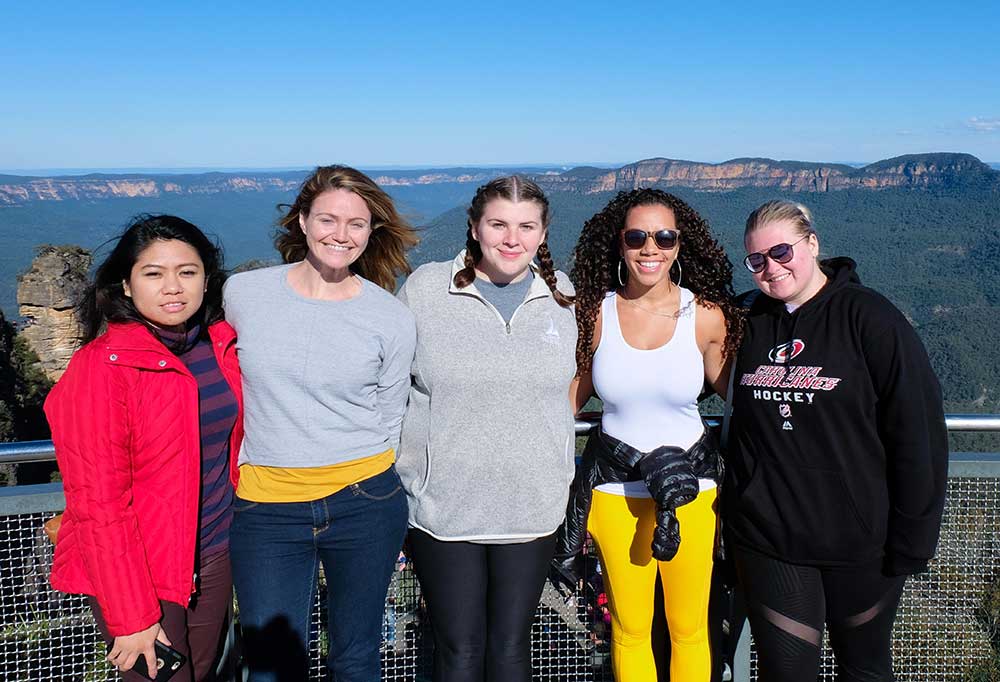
[45,321,244,637]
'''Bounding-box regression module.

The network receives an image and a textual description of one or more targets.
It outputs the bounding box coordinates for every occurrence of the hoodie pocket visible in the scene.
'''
[739,464,873,561]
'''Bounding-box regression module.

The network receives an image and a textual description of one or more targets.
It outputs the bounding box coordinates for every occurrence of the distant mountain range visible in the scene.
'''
[1,153,996,205]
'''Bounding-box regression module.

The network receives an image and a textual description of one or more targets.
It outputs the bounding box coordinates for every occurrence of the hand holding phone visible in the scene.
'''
[129,641,187,681]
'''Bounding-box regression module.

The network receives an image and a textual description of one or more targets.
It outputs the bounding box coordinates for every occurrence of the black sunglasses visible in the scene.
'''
[743,234,811,273]
[622,228,679,250]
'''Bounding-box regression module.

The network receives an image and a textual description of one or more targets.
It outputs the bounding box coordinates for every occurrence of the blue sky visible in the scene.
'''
[2,1,998,169]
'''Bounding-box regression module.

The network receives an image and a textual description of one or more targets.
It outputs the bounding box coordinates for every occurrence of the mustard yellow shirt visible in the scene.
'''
[236,449,394,503]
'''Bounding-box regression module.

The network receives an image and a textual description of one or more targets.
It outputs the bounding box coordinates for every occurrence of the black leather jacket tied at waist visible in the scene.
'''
[556,426,723,562]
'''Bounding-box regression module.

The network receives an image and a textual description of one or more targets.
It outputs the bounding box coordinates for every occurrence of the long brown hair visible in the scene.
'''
[275,165,418,292]
[453,175,572,308]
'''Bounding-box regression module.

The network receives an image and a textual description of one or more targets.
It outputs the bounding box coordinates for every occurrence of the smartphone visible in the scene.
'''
[129,641,187,681]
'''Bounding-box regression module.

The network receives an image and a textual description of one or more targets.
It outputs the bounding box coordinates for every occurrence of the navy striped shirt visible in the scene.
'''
[160,327,238,560]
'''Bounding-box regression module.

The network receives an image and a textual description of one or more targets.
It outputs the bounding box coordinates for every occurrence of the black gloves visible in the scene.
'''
[639,446,699,561]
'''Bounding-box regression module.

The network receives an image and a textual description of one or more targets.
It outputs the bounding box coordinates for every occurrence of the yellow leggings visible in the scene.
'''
[588,485,717,682]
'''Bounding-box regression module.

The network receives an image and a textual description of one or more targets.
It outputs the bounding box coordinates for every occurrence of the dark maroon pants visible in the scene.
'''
[89,550,233,682]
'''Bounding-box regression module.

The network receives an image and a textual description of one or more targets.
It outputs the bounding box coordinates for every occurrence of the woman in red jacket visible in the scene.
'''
[45,215,244,682]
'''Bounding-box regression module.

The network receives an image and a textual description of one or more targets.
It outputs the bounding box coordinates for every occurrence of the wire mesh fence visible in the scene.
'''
[3,473,1000,680]
[0,508,613,681]
[748,475,1000,680]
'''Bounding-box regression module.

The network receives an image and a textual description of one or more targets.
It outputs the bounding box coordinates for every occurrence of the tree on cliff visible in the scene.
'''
[0,311,53,484]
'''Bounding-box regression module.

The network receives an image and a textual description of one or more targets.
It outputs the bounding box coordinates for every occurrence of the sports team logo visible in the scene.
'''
[768,339,805,364]
[779,404,792,418]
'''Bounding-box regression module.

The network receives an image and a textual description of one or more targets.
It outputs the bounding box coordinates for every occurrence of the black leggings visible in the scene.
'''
[734,548,906,682]
[408,529,556,682]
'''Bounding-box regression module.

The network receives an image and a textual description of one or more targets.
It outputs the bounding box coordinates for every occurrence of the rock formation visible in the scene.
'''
[16,246,91,380]
[1,153,995,205]
[533,153,999,194]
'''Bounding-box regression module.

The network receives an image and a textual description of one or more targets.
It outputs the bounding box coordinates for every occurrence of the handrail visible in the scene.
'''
[3,414,997,465]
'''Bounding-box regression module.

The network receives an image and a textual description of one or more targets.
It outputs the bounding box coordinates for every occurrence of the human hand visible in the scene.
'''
[549,554,583,598]
[107,622,171,674]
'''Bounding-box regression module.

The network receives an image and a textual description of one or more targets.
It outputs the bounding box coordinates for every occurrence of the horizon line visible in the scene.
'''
[3,154,997,178]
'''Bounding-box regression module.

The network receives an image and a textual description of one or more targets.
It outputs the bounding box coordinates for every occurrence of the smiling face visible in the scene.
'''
[123,239,206,331]
[620,203,679,290]
[299,188,373,276]
[471,198,546,284]
[744,218,824,306]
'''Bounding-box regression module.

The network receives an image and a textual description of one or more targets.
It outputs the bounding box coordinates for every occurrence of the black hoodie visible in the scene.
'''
[727,257,947,575]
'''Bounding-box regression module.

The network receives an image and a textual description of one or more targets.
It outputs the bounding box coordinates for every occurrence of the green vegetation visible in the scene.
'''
[963,577,1000,680]
[0,314,53,485]
[0,182,997,450]
[0,317,51,441]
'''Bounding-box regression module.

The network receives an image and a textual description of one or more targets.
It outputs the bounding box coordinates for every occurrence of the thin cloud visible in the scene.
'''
[966,117,1000,132]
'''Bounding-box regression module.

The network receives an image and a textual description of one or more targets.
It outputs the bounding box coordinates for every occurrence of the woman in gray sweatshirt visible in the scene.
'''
[224,165,418,682]
[396,176,577,682]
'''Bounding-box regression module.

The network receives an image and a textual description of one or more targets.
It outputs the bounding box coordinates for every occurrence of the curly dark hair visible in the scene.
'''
[570,188,743,373]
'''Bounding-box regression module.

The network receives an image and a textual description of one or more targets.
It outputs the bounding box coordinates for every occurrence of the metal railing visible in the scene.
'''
[0,414,998,681]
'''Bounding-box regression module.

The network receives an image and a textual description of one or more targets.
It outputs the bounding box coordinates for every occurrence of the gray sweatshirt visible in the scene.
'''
[224,263,416,467]
[396,253,578,541]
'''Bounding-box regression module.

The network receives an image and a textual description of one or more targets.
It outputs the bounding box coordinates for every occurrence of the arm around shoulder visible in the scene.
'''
[696,302,730,397]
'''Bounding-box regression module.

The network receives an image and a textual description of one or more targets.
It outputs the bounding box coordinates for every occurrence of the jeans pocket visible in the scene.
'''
[351,468,403,501]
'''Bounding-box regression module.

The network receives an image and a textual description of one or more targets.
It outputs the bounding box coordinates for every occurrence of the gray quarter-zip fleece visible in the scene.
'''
[396,252,578,542]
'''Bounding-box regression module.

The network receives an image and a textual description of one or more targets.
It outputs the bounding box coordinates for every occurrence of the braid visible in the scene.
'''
[535,241,574,308]
[452,228,480,288]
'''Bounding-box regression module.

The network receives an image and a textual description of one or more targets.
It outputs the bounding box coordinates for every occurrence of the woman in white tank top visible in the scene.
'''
[557,189,743,681]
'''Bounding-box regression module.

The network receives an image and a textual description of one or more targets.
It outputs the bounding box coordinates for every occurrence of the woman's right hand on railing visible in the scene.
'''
[107,622,171,674]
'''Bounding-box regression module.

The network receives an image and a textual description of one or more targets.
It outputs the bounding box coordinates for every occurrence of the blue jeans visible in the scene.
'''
[231,465,408,682]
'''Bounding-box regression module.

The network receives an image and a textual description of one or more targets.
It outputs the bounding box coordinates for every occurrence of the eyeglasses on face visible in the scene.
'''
[622,228,679,250]
[743,234,811,273]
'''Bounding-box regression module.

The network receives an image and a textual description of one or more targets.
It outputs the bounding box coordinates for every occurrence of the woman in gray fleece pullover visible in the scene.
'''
[396,176,577,682]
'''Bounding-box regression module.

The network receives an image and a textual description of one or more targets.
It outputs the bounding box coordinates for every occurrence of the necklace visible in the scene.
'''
[619,291,693,319]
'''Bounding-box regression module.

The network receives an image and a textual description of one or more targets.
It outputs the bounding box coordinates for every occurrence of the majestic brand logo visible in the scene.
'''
[768,339,805,364]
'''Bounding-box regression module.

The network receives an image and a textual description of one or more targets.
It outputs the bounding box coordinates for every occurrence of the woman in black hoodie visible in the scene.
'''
[727,200,947,681]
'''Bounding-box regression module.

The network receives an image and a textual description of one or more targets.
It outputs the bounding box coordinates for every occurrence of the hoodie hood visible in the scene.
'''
[754,256,861,319]
[753,256,862,354]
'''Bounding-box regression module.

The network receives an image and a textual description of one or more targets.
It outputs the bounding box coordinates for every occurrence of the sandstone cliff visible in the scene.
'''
[1,153,995,204]
[0,172,305,205]
[16,246,91,380]
[533,153,999,194]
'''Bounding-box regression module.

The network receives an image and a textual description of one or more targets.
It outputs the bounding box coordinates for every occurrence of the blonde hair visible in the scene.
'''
[744,200,814,239]
[275,165,418,292]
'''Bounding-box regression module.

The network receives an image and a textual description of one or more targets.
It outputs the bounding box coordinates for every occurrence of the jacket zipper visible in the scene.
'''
[458,290,548,335]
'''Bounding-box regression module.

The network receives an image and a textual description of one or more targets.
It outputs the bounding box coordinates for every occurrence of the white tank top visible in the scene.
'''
[592,289,707,496]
